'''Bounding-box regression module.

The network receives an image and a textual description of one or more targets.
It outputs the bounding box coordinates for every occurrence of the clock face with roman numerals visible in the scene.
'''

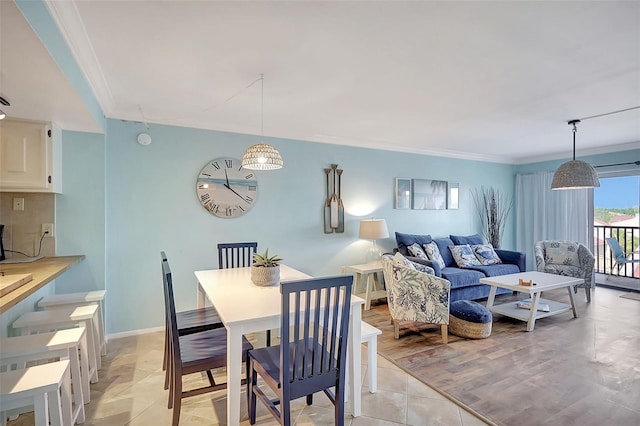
[196,157,258,218]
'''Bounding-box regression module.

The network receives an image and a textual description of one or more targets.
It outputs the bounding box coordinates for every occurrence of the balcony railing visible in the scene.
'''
[594,225,639,278]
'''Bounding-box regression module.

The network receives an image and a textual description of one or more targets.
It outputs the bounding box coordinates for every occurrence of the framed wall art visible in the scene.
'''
[395,178,412,209]
[448,182,459,209]
[412,179,447,210]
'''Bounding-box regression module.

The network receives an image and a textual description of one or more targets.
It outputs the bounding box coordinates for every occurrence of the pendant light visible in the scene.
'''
[551,120,600,190]
[241,74,283,170]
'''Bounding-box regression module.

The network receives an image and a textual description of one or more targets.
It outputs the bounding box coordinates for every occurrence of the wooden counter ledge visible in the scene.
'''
[0,256,85,314]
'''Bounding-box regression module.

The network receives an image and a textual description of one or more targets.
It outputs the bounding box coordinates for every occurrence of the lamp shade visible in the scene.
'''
[359,219,389,240]
[241,143,283,170]
[551,160,600,190]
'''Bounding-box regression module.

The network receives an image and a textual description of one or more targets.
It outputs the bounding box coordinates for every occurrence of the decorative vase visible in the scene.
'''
[250,265,280,286]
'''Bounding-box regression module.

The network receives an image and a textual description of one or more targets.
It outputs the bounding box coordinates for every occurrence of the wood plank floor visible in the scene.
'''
[362,285,640,426]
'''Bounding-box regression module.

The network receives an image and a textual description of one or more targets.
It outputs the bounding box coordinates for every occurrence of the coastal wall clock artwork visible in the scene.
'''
[196,157,258,218]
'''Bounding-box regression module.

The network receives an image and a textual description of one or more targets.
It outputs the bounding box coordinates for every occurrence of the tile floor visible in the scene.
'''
[8,330,488,425]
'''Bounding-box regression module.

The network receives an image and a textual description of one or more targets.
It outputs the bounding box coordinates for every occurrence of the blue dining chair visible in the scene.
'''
[217,242,258,269]
[606,237,640,273]
[246,275,353,426]
[161,252,253,426]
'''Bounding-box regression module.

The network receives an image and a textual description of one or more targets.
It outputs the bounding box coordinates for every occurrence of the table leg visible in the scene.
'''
[526,292,541,332]
[364,274,373,311]
[485,286,497,309]
[567,286,579,318]
[349,306,362,417]
[197,281,205,309]
[226,327,243,426]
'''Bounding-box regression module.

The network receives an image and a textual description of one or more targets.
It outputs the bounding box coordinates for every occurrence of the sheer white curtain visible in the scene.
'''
[515,171,594,270]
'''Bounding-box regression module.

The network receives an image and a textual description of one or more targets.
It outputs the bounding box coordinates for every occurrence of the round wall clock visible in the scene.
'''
[196,157,258,218]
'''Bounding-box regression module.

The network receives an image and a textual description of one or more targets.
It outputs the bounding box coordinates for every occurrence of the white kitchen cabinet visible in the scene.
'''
[0,119,62,193]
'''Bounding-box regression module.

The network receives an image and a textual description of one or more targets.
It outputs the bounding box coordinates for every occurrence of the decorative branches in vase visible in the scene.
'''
[471,187,512,249]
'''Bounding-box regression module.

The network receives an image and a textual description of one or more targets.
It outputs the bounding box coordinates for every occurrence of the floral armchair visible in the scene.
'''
[381,254,450,344]
[535,240,595,303]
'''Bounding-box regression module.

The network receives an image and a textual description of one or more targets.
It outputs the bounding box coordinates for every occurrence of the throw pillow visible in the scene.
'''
[423,241,446,269]
[395,232,432,254]
[471,244,502,265]
[392,252,416,270]
[407,243,429,260]
[543,241,580,267]
[449,244,482,267]
[411,261,435,275]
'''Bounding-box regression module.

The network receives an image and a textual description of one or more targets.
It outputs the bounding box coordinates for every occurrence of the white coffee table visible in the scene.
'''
[480,271,582,331]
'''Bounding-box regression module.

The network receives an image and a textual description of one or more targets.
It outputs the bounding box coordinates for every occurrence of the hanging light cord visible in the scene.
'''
[260,73,264,136]
[576,105,640,122]
[568,119,579,161]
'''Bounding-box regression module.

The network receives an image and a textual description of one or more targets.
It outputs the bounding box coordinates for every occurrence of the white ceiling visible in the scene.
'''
[3,1,640,163]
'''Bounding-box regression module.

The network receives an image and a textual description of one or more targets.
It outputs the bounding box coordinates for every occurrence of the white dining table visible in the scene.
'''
[195,264,364,426]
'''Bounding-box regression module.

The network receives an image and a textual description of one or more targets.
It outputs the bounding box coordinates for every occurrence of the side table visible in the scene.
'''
[346,261,386,310]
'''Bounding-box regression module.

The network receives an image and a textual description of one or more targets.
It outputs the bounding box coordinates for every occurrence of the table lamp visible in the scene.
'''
[359,219,389,263]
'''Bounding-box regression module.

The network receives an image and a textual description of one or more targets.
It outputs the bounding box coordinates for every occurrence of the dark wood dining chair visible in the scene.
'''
[247,275,353,426]
[217,241,258,269]
[217,242,273,345]
[160,252,223,389]
[161,252,253,426]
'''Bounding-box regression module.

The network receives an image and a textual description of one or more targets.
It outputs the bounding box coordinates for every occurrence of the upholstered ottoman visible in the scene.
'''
[449,300,492,339]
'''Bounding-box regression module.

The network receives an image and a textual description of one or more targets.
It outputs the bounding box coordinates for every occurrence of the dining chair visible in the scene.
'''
[217,242,258,269]
[217,242,273,345]
[605,237,640,274]
[161,252,253,426]
[160,252,223,391]
[246,275,353,426]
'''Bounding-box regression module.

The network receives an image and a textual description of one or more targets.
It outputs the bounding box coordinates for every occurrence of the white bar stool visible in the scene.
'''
[361,321,382,393]
[0,360,72,426]
[12,305,100,384]
[1,327,90,418]
[37,290,107,356]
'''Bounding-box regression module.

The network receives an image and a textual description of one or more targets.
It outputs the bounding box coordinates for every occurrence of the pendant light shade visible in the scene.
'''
[551,120,600,190]
[241,74,283,171]
[241,143,283,170]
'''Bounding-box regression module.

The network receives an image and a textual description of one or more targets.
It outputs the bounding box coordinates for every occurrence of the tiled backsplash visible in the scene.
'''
[0,193,55,259]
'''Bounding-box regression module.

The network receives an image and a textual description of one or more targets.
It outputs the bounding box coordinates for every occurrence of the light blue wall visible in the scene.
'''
[55,131,106,294]
[103,119,516,334]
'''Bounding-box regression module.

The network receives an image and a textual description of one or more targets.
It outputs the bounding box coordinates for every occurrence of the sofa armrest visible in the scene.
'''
[495,249,526,272]
[404,255,442,277]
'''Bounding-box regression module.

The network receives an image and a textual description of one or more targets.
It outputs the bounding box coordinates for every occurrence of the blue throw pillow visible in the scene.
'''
[395,232,432,253]
[450,244,482,267]
[450,234,484,245]
[471,244,502,265]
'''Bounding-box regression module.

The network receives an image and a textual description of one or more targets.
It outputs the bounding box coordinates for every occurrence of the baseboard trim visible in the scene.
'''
[106,326,163,342]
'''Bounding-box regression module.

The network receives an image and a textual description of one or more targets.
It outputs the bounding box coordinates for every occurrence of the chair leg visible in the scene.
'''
[266,329,271,346]
[394,321,400,339]
[306,394,313,405]
[171,368,182,426]
[585,286,591,303]
[441,324,448,345]
[335,381,345,426]
[248,360,257,425]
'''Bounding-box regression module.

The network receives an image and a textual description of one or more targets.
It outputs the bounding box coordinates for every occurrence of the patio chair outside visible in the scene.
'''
[606,237,640,273]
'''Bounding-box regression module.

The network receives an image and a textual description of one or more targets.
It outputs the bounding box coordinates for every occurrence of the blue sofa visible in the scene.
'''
[394,232,526,302]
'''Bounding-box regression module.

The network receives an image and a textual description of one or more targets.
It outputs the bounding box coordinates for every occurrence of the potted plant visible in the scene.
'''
[250,249,283,286]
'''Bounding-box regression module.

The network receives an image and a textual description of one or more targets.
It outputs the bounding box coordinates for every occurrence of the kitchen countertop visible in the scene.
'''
[0,255,85,314]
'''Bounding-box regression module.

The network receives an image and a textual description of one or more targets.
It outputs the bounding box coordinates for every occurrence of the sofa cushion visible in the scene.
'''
[450,244,482,267]
[543,241,580,267]
[433,237,456,267]
[395,232,432,256]
[450,234,484,245]
[440,267,485,289]
[471,244,502,265]
[407,243,428,260]
[423,241,446,269]
[466,263,520,277]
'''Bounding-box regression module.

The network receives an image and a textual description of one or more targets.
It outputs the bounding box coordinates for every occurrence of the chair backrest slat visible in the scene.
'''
[217,242,258,269]
[279,275,352,394]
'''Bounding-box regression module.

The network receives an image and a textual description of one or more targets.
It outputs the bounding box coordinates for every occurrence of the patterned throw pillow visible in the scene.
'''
[449,244,482,268]
[543,241,580,267]
[423,241,446,269]
[472,244,502,265]
[407,243,428,260]
[392,252,435,275]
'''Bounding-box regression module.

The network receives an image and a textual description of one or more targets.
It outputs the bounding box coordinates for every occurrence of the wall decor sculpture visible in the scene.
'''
[323,164,344,233]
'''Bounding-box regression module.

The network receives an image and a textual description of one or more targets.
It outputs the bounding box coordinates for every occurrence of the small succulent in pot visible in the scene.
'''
[251,249,283,286]
[252,249,283,267]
